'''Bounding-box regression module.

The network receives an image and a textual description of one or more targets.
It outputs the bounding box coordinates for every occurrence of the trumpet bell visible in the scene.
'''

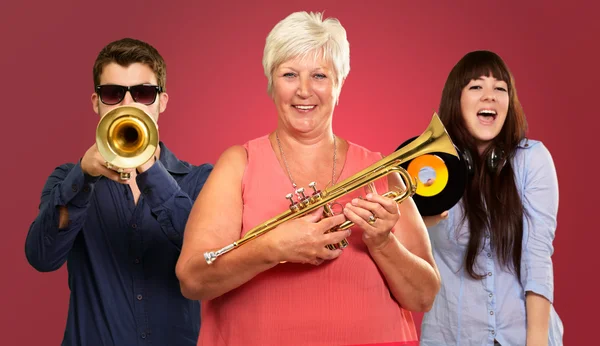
[96,106,159,178]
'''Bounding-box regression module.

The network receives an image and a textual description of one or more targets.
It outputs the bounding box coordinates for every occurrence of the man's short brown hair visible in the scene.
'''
[93,38,167,91]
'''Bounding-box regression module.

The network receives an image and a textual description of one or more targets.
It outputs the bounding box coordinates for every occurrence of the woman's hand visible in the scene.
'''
[343,191,400,251]
[422,211,449,227]
[265,207,350,266]
[420,178,449,227]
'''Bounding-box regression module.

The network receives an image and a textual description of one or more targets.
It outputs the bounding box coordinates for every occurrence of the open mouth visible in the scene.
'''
[477,109,497,124]
[293,105,316,112]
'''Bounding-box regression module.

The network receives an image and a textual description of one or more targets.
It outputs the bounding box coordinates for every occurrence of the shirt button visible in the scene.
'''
[131,224,137,229]
[71,184,78,192]
[487,253,492,258]
[141,332,146,339]
[83,186,90,193]
[137,294,143,301]
[134,258,140,264]
[488,272,492,276]
[491,330,495,335]
[489,293,493,298]
[490,311,494,315]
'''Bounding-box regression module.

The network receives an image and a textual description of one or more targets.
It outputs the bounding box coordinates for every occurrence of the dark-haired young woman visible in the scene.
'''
[420,50,563,346]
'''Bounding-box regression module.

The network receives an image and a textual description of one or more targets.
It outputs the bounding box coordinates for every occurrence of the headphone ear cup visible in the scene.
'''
[487,147,506,174]
[460,148,475,177]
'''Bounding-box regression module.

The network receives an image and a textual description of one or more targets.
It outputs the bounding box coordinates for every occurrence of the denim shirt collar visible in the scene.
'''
[158,142,192,174]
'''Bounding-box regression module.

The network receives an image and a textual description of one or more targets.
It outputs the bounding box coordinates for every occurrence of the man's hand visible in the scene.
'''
[80,143,133,183]
[136,155,157,174]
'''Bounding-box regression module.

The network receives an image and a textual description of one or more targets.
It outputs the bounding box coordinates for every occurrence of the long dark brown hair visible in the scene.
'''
[439,50,528,279]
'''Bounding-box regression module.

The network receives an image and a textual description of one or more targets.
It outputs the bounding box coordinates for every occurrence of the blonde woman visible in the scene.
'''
[177,11,440,346]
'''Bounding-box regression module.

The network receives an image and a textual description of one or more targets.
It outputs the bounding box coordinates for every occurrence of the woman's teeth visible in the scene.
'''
[294,105,315,110]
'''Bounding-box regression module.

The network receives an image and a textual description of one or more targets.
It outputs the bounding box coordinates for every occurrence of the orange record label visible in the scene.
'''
[406,154,449,197]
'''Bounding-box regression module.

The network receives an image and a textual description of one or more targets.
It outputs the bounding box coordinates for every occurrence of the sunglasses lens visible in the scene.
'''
[98,85,125,105]
[131,85,158,105]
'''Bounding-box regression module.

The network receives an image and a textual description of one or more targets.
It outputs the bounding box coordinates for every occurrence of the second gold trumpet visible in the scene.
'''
[96,105,159,180]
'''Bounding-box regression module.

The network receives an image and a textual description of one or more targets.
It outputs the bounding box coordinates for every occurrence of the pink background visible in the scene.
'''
[1,0,596,344]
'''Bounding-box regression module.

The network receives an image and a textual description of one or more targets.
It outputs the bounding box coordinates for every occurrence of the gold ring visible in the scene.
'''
[368,215,377,224]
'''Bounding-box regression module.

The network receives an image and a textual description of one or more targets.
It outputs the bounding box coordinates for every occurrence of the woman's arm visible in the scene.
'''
[343,173,441,312]
[176,146,275,300]
[526,292,551,346]
[520,142,560,345]
[176,145,349,301]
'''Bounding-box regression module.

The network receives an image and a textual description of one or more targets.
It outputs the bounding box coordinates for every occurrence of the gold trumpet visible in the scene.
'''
[96,105,159,180]
[203,112,458,264]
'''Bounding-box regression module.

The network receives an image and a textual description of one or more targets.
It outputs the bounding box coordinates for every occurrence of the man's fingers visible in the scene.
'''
[99,166,129,184]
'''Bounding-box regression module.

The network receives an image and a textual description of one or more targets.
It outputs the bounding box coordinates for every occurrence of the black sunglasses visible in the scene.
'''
[95,84,163,105]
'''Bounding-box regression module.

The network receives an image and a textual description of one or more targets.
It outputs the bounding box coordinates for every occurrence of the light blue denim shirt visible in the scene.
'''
[420,139,564,346]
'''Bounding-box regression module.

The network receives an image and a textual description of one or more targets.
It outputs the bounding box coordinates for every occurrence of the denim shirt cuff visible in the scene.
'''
[524,281,554,304]
[58,161,101,208]
[136,160,180,208]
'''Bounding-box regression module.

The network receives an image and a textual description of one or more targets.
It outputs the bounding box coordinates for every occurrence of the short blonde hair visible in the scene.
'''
[262,11,350,101]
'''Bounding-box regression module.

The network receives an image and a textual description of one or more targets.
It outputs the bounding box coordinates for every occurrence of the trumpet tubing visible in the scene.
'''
[203,113,459,265]
[96,106,159,180]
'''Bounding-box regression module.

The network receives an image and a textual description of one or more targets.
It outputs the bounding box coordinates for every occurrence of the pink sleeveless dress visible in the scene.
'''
[199,135,418,346]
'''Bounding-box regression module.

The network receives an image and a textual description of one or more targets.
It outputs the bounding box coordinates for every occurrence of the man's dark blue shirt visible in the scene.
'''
[25,142,212,346]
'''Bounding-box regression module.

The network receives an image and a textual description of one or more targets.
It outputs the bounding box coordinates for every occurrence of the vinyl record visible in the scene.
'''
[395,136,469,216]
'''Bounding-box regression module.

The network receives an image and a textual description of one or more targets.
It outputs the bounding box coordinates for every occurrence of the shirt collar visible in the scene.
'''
[157,142,192,174]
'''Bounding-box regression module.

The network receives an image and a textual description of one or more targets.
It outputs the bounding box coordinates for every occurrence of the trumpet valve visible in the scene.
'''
[295,187,306,200]
[285,193,300,213]
[338,239,349,249]
[295,187,311,207]
[308,181,322,202]
[324,205,350,249]
[309,181,320,195]
[325,238,349,251]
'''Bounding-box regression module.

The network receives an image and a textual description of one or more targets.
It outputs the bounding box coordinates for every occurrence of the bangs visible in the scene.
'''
[272,42,340,84]
[459,52,512,89]
[275,41,333,69]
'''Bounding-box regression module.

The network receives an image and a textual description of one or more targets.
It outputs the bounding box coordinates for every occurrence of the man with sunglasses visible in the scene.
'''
[25,38,213,346]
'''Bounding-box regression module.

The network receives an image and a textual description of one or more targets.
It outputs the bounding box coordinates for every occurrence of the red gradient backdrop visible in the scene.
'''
[1,0,596,344]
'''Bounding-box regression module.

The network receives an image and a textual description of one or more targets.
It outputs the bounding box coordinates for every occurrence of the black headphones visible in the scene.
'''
[460,145,506,177]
